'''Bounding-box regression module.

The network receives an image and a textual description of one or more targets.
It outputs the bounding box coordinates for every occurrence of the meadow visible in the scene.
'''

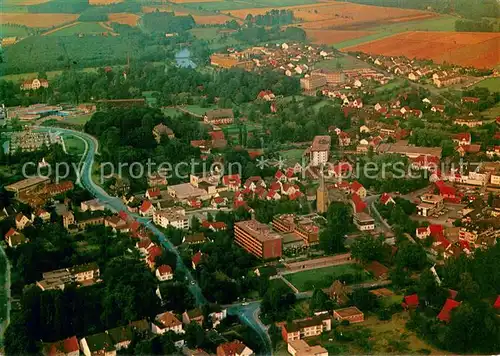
[474,77,500,92]
[47,22,106,36]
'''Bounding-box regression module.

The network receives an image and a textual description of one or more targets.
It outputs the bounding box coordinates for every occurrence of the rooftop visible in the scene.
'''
[334,306,364,318]
[310,135,331,152]
[235,220,283,242]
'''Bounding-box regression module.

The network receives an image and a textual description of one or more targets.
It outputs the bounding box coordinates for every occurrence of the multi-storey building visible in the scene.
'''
[272,214,319,245]
[281,314,332,342]
[308,135,331,167]
[300,75,327,91]
[417,194,444,217]
[153,208,190,229]
[354,212,375,231]
[234,220,282,259]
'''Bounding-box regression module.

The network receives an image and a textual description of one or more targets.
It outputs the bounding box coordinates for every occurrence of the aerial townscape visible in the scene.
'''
[0,0,499,355]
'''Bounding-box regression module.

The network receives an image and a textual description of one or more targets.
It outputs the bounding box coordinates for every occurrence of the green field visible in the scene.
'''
[279,148,304,164]
[62,135,86,155]
[62,114,92,126]
[269,277,294,292]
[189,27,220,40]
[474,77,500,92]
[0,248,8,347]
[49,22,106,36]
[284,264,368,292]
[0,24,30,38]
[162,107,182,118]
[183,104,216,115]
[374,78,405,92]
[316,55,369,70]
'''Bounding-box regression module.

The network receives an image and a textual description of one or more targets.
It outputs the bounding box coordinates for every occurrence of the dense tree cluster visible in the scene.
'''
[455,19,498,32]
[234,26,306,45]
[245,10,295,26]
[142,12,195,34]
[319,203,352,254]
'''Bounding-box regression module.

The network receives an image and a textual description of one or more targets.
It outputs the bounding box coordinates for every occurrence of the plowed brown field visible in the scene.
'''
[343,31,500,69]
[305,29,374,44]
[224,2,436,30]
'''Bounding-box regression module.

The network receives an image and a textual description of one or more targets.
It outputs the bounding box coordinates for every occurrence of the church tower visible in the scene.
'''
[316,167,329,214]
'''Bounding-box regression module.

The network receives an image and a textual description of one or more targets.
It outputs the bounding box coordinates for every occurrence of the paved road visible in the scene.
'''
[37,126,272,354]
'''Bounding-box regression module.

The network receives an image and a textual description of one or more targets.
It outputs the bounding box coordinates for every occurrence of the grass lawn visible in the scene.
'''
[222,122,261,135]
[473,77,500,92]
[284,264,368,292]
[316,55,369,70]
[374,79,405,93]
[279,148,304,164]
[49,22,106,36]
[62,135,86,156]
[183,104,216,115]
[162,107,182,118]
[312,100,334,112]
[269,277,294,292]
[0,66,100,82]
[62,114,92,126]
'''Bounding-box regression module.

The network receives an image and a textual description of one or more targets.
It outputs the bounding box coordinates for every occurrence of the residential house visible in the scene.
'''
[256,90,275,101]
[379,193,395,205]
[333,306,364,323]
[354,212,375,231]
[42,336,80,356]
[437,299,461,323]
[153,123,175,143]
[328,280,351,305]
[216,341,253,356]
[136,238,154,255]
[338,131,351,147]
[431,105,445,114]
[402,294,419,309]
[182,308,204,326]
[351,193,367,213]
[106,326,133,351]
[146,245,163,269]
[365,261,389,279]
[62,211,75,229]
[139,200,155,217]
[80,332,116,356]
[208,304,227,328]
[452,133,471,146]
[182,232,207,245]
[350,181,366,198]
[192,251,205,269]
[21,78,49,91]
[146,188,161,200]
[201,220,227,231]
[152,312,184,334]
[156,265,174,281]
[148,172,168,187]
[4,228,27,248]
[15,212,31,230]
[222,174,241,191]
[153,208,189,229]
[32,208,50,222]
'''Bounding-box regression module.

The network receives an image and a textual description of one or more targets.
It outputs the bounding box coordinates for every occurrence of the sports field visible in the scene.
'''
[284,264,368,292]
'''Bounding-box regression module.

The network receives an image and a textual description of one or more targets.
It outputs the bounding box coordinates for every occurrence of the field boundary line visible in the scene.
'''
[41,21,80,36]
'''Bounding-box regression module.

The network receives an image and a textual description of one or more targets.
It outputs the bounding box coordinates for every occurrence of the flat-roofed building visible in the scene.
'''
[5,176,50,195]
[354,212,375,231]
[300,75,327,91]
[417,194,444,217]
[333,306,364,323]
[281,314,332,342]
[287,340,328,356]
[153,207,190,230]
[311,69,345,85]
[234,220,283,259]
[272,214,319,245]
[308,135,331,167]
[377,140,442,159]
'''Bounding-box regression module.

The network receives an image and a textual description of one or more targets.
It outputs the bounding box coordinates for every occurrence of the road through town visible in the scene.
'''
[36,126,273,354]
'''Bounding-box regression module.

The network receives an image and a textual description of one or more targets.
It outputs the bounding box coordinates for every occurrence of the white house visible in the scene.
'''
[156,265,174,281]
[152,312,184,335]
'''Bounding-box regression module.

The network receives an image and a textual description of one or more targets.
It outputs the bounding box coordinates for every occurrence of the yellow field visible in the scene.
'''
[89,0,123,4]
[1,13,79,28]
[3,0,49,4]
[142,5,173,13]
[108,13,140,26]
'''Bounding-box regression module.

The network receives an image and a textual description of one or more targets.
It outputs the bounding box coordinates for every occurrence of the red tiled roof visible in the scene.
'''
[435,180,456,196]
[201,221,227,230]
[192,251,204,266]
[494,295,500,309]
[448,289,458,300]
[5,228,17,239]
[137,238,152,249]
[191,140,209,148]
[140,200,153,213]
[223,174,241,186]
[437,299,461,322]
[380,193,393,205]
[147,188,161,198]
[209,131,225,141]
[46,336,79,356]
[403,294,419,308]
[147,245,163,259]
[275,170,284,179]
[452,132,471,142]
[157,264,173,275]
[218,341,247,356]
[351,193,367,213]
[350,180,364,193]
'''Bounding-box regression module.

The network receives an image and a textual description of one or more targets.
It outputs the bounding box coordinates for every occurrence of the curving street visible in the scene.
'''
[36,126,272,354]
